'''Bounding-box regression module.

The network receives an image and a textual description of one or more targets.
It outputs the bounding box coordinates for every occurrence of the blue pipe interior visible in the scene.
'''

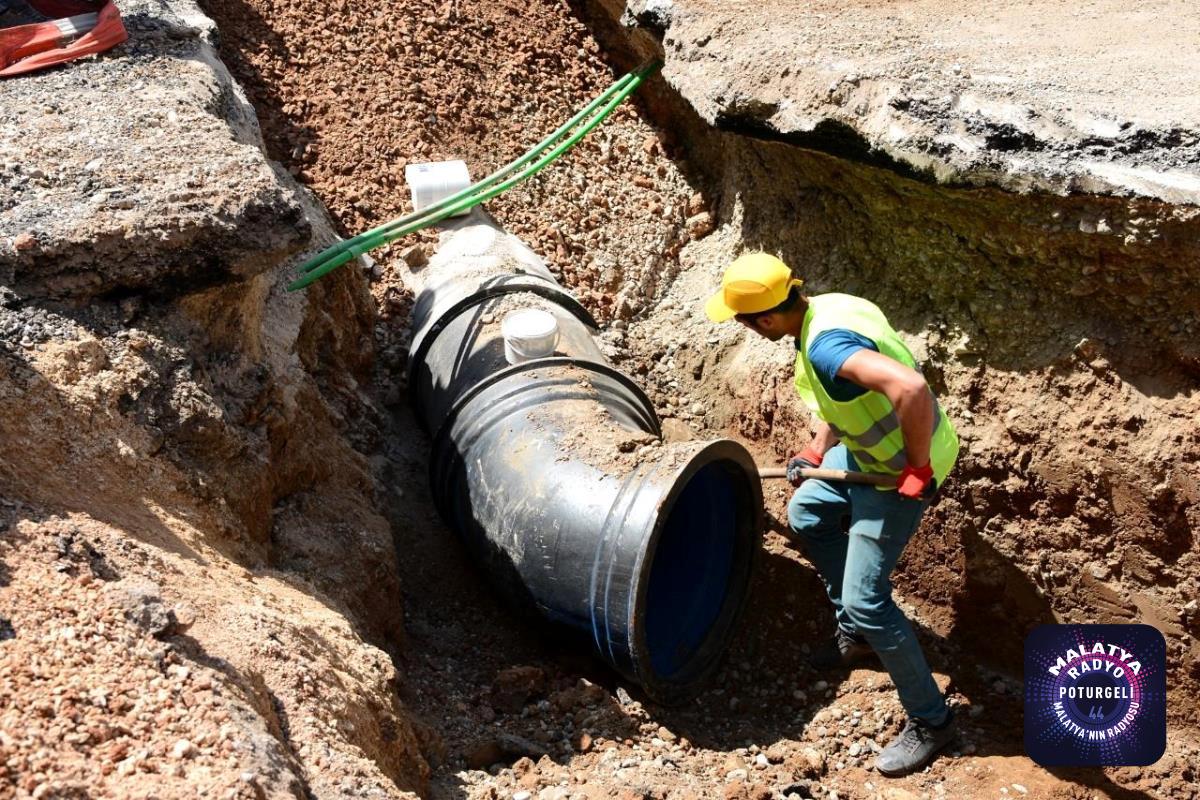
[645,461,738,678]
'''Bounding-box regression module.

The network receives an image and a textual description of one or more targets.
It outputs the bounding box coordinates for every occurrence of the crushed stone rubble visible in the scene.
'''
[198,0,699,327]
[0,514,281,797]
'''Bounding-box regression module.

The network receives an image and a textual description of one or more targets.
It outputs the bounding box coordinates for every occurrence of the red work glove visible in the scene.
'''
[786,446,824,487]
[897,462,934,500]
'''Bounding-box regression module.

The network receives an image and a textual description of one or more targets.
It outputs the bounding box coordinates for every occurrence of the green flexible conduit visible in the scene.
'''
[288,61,662,291]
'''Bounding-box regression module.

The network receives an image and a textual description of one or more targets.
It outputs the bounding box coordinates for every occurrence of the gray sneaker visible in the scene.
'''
[809,628,877,671]
[875,710,958,777]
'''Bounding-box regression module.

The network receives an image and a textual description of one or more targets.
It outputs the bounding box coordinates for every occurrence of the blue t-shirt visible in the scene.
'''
[796,329,878,401]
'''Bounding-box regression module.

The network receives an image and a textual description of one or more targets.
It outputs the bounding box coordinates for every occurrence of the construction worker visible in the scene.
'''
[705,253,960,777]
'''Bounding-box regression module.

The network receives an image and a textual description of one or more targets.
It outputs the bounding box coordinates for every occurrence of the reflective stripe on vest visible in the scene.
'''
[793,293,959,485]
[828,400,943,471]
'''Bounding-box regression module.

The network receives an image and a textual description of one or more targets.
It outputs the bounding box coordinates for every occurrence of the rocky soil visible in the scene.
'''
[198,0,698,327]
[2,0,1198,799]
[2,1,431,796]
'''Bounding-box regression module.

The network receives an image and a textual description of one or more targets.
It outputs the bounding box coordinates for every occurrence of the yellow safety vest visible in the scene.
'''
[793,294,959,487]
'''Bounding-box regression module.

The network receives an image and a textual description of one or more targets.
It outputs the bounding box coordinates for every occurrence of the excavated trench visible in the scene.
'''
[181,0,1199,798]
[5,0,1196,795]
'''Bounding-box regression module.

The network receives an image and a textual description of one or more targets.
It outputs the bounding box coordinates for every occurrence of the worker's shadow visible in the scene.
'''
[641,504,1015,750]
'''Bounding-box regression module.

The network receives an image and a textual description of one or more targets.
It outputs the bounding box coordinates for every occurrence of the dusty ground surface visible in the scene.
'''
[620,0,1200,202]
[198,2,1200,800]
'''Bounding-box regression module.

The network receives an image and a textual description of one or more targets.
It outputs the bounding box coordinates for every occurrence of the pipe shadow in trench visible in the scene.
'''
[640,507,1031,750]
[376,405,591,790]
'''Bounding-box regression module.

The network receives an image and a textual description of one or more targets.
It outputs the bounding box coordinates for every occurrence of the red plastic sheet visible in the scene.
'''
[1,0,126,77]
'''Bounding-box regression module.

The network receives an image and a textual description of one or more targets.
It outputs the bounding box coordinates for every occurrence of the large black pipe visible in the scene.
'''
[407,211,762,703]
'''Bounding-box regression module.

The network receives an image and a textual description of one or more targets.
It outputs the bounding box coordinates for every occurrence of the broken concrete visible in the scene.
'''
[620,0,1200,203]
[0,0,307,299]
[0,0,429,795]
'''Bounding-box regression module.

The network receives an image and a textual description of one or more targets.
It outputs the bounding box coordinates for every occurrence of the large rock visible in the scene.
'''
[0,0,307,299]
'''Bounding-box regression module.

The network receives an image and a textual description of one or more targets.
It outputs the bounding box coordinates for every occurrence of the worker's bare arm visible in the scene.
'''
[808,420,839,455]
[836,349,934,468]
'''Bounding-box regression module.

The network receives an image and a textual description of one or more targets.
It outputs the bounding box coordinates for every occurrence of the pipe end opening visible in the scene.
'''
[636,453,760,703]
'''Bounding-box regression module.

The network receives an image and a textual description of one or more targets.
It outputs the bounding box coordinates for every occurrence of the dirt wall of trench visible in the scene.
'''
[0,1,434,795]
[575,0,1200,730]
[702,133,1200,714]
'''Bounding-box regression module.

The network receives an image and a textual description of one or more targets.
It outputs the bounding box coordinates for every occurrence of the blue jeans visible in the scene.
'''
[787,444,948,725]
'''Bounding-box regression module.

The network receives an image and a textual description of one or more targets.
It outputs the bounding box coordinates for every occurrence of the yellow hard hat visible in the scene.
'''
[704,253,803,322]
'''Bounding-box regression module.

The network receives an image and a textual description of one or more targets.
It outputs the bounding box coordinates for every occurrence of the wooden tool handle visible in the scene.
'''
[758,465,897,488]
